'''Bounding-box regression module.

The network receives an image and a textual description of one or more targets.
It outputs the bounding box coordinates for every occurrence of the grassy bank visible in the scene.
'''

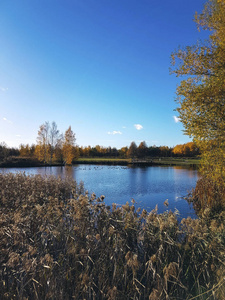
[0,173,224,299]
[0,156,200,168]
[76,157,201,167]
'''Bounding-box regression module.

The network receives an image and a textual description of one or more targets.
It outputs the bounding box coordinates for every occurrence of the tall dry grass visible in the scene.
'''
[190,174,225,218]
[0,173,224,299]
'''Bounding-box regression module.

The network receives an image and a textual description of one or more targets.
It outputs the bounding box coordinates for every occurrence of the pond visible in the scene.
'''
[0,164,199,218]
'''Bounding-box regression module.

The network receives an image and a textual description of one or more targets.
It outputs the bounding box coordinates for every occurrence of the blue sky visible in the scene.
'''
[0,0,208,149]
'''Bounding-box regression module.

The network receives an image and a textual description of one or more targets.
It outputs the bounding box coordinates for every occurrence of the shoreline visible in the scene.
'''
[0,157,200,168]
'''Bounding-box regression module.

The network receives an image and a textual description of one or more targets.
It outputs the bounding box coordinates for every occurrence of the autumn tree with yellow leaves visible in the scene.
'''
[35,122,78,165]
[171,0,225,211]
[35,122,50,164]
[172,142,199,157]
[62,126,77,165]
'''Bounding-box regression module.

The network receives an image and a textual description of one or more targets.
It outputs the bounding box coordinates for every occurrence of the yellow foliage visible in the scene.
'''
[171,0,225,179]
[62,126,76,165]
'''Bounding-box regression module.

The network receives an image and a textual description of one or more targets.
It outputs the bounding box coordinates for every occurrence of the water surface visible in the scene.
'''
[0,165,199,218]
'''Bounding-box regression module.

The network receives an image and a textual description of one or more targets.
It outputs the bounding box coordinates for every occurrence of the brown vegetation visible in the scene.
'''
[190,174,225,218]
[0,173,224,299]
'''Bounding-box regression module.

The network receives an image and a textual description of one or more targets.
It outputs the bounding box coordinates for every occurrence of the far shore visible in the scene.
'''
[0,156,200,168]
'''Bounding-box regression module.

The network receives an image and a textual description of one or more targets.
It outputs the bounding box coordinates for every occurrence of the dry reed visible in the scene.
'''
[0,173,224,299]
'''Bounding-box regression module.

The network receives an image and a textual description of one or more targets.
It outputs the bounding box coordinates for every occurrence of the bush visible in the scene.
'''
[0,173,224,299]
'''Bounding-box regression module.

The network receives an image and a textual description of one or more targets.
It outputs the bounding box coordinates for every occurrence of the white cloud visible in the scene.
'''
[3,117,13,124]
[107,131,122,135]
[16,134,21,137]
[134,124,143,130]
[173,116,181,123]
[0,87,8,92]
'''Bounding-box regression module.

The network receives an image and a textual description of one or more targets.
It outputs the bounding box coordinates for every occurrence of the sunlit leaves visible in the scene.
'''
[171,0,225,180]
[62,126,77,165]
[35,122,78,165]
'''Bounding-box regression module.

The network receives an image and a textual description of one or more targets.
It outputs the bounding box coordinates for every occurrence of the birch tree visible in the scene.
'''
[36,121,62,164]
[49,121,60,164]
[62,126,76,165]
[36,122,50,163]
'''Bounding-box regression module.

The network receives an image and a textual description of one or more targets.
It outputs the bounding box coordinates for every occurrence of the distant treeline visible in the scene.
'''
[78,141,199,158]
[0,120,200,165]
[0,140,200,164]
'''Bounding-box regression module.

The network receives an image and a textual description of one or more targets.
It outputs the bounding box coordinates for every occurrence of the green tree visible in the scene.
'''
[0,142,8,160]
[82,146,91,157]
[159,146,170,157]
[171,0,225,177]
[119,146,128,158]
[127,142,137,160]
[137,141,148,158]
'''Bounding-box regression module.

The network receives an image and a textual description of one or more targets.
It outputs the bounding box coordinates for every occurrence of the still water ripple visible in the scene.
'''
[0,165,199,218]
